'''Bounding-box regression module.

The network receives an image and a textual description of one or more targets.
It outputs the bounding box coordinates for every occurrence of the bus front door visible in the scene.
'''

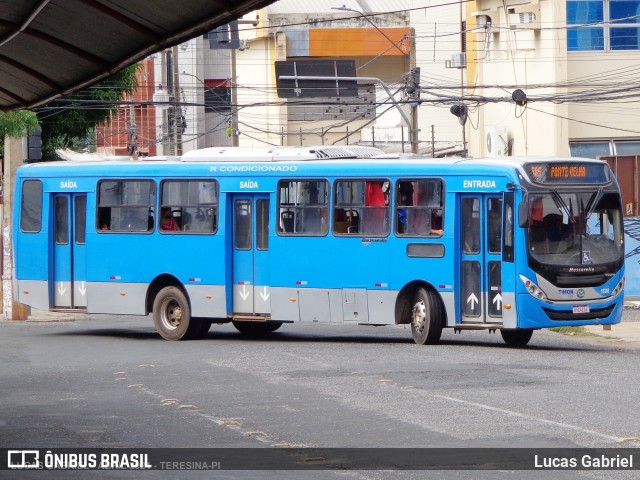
[52,193,87,309]
[231,194,271,315]
[460,195,503,324]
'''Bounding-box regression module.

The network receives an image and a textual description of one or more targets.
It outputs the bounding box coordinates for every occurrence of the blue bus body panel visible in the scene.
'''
[516,294,623,328]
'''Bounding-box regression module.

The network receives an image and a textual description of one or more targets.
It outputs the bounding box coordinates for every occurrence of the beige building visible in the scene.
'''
[149,1,469,154]
[467,0,640,159]
[150,1,640,158]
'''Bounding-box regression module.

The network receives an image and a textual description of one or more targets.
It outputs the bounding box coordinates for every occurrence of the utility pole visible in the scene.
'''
[407,67,421,154]
[171,45,182,156]
[128,99,138,160]
[230,48,239,147]
[409,29,420,154]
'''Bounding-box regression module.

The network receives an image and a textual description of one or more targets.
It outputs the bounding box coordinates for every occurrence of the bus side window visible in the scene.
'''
[159,180,218,234]
[97,180,156,233]
[277,180,328,236]
[395,179,443,237]
[334,180,389,236]
[20,180,43,233]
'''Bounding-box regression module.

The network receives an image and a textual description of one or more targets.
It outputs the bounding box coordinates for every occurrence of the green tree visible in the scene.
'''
[36,64,139,159]
[0,110,39,156]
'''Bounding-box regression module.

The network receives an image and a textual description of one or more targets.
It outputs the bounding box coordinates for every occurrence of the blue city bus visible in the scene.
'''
[13,146,625,346]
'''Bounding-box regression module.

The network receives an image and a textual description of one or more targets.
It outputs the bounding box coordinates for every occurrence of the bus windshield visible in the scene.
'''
[527,190,623,266]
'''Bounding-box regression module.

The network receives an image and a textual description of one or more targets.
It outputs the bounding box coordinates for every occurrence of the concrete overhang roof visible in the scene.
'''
[0,0,275,111]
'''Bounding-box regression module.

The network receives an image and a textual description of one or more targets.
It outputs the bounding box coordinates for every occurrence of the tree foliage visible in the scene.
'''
[0,110,39,138]
[0,110,39,157]
[36,64,140,159]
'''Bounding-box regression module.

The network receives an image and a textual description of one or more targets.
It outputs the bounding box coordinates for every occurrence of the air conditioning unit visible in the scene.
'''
[486,127,508,157]
[448,52,466,69]
[509,12,537,26]
[507,3,540,30]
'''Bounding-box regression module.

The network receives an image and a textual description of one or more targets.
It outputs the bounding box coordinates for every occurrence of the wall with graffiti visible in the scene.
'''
[625,218,640,297]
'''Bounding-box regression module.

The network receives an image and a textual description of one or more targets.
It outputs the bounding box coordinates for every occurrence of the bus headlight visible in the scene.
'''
[519,275,548,300]
[612,276,625,297]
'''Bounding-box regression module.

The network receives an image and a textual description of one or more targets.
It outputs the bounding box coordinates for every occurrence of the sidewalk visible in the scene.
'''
[559,299,640,343]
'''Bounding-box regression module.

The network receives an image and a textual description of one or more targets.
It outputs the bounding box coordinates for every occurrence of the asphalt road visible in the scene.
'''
[1,313,639,479]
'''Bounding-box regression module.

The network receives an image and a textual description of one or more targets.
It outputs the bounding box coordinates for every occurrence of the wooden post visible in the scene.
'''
[2,136,30,320]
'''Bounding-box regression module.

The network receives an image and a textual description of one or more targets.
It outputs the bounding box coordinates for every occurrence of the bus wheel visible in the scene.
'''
[153,286,194,340]
[190,318,212,339]
[410,287,443,345]
[232,321,283,336]
[500,329,533,347]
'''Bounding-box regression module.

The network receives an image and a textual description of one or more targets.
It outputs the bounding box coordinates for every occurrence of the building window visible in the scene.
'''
[278,180,329,235]
[614,141,640,155]
[568,1,640,51]
[204,81,231,113]
[569,141,612,158]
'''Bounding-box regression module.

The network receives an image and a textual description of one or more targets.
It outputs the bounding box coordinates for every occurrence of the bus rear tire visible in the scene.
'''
[152,286,196,340]
[410,287,443,345]
[232,321,283,336]
[500,329,533,347]
[190,318,212,339]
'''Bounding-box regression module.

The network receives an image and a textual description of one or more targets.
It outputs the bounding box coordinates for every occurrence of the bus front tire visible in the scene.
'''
[232,321,283,336]
[410,287,443,345]
[500,328,533,347]
[153,286,197,340]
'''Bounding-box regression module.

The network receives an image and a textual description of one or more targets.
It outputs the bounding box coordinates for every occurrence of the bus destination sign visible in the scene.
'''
[525,162,610,185]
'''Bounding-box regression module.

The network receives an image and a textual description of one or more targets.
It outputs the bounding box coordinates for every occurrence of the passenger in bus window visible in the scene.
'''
[320,208,328,233]
[397,181,414,234]
[431,207,444,235]
[364,181,387,234]
[409,186,439,236]
[160,207,179,231]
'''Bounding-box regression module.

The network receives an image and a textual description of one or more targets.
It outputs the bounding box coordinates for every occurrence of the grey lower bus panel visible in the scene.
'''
[500,292,517,328]
[298,289,332,322]
[87,282,148,315]
[16,280,49,311]
[270,287,301,321]
[367,289,398,324]
[186,284,227,318]
[270,286,399,324]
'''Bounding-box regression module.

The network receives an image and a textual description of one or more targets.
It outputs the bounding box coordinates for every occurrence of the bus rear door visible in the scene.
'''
[459,194,503,324]
[52,193,87,309]
[231,194,271,315]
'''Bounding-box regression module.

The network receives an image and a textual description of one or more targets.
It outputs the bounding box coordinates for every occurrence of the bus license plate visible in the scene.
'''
[573,305,590,314]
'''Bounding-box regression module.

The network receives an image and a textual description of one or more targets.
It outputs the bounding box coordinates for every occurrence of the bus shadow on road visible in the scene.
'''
[49,326,617,351]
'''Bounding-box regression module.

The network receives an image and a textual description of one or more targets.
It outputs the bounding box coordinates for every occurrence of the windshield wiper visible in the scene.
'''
[585,187,603,219]
[550,189,573,223]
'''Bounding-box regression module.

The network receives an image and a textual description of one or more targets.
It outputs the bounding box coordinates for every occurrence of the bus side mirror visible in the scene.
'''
[518,202,528,228]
